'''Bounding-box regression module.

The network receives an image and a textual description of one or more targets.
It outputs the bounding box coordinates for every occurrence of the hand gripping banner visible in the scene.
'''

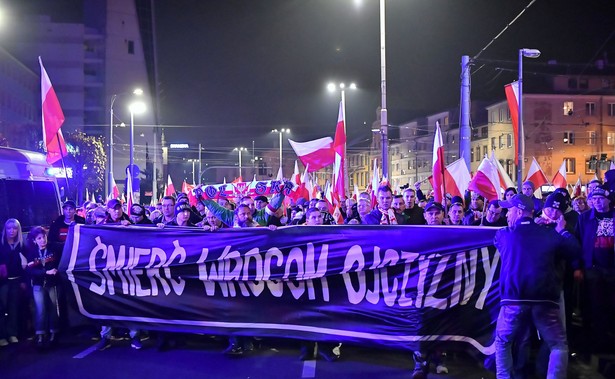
[60,224,500,355]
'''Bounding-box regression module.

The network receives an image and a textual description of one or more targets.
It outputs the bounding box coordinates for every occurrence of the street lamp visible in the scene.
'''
[108,88,142,196]
[271,129,290,171]
[188,159,197,185]
[516,48,541,190]
[128,100,146,187]
[233,147,247,179]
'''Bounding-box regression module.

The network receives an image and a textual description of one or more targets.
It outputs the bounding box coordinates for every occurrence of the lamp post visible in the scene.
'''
[128,100,146,195]
[517,48,541,190]
[108,88,142,196]
[234,147,246,179]
[379,0,389,179]
[188,159,197,185]
[271,129,290,171]
[327,81,356,195]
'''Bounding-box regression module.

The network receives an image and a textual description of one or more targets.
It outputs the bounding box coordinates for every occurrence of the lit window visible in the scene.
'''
[608,132,615,145]
[588,131,596,145]
[564,158,576,174]
[563,101,574,116]
[507,134,513,148]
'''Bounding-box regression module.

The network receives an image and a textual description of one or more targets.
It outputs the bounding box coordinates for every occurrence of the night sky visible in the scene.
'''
[7,0,615,155]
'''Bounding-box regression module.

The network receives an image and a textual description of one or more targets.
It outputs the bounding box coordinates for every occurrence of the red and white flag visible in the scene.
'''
[108,172,120,200]
[39,57,67,164]
[370,159,380,207]
[444,158,472,198]
[572,177,582,197]
[126,167,134,215]
[292,160,301,185]
[468,157,500,201]
[432,121,446,203]
[525,157,548,189]
[182,181,197,206]
[275,166,283,181]
[288,137,335,172]
[332,101,346,203]
[504,81,521,165]
[491,151,515,191]
[332,205,344,225]
[165,175,176,196]
[552,160,567,188]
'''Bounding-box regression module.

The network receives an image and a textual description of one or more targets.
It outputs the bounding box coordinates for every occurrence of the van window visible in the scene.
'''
[0,179,61,231]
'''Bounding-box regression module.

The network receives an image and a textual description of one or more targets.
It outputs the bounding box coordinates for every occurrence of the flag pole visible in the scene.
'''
[56,132,71,197]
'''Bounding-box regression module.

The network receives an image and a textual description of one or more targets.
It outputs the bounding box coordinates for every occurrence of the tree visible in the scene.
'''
[63,132,106,204]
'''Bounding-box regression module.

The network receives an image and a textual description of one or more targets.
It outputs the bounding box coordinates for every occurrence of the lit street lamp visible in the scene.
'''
[108,88,142,196]
[234,147,247,179]
[271,129,290,172]
[517,48,541,189]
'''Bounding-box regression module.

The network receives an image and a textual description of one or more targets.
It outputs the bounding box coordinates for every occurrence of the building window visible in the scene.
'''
[475,147,481,160]
[507,133,513,147]
[470,148,474,162]
[564,158,576,174]
[586,158,597,174]
[483,145,487,157]
[498,109,504,122]
[586,102,595,116]
[608,132,615,146]
[491,137,496,150]
[563,131,575,144]
[481,126,488,138]
[608,103,615,117]
[507,108,511,120]
[499,135,504,149]
[579,78,589,89]
[588,131,596,145]
[471,128,478,139]
[127,40,135,55]
[563,101,574,116]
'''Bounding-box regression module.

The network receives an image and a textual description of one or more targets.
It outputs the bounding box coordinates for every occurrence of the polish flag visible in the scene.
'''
[39,57,67,164]
[332,205,344,225]
[525,157,548,189]
[432,121,446,203]
[552,160,567,188]
[126,167,134,215]
[444,158,472,197]
[468,157,500,201]
[332,101,346,203]
[182,181,197,206]
[491,151,515,191]
[108,172,120,200]
[165,175,176,196]
[370,159,380,207]
[505,82,521,165]
[288,137,335,172]
[572,177,582,197]
[292,161,301,185]
[353,184,360,200]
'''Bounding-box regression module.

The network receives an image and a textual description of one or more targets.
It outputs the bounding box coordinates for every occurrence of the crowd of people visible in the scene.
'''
[0,175,613,379]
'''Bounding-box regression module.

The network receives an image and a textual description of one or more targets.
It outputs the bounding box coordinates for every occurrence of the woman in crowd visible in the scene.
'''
[0,219,26,346]
[24,227,60,348]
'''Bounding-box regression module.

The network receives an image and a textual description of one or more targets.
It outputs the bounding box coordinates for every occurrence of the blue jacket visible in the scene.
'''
[574,208,615,270]
[494,217,580,306]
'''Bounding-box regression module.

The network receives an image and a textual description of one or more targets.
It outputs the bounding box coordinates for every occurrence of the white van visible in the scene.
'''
[0,147,62,231]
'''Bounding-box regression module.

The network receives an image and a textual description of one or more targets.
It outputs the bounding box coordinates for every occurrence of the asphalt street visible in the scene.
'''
[0,331,606,379]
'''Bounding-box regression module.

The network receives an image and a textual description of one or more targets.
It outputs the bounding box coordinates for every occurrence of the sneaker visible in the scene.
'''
[223,343,244,356]
[0,339,8,347]
[130,337,142,350]
[8,336,18,344]
[95,338,112,351]
[436,364,448,374]
[318,347,340,362]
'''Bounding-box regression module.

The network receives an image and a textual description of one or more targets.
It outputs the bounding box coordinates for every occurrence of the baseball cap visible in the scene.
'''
[589,187,609,199]
[544,192,568,213]
[175,202,192,216]
[130,204,146,217]
[499,194,534,210]
[106,199,122,209]
[425,201,444,212]
[92,207,107,219]
[63,200,77,209]
[450,196,464,206]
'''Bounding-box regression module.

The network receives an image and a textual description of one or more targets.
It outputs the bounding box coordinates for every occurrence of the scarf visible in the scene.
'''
[379,208,398,225]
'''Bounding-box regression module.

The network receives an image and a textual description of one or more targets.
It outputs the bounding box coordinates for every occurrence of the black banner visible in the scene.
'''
[60,224,500,354]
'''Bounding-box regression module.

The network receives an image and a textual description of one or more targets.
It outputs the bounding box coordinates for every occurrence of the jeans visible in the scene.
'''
[32,285,59,335]
[0,280,20,338]
[495,304,568,379]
